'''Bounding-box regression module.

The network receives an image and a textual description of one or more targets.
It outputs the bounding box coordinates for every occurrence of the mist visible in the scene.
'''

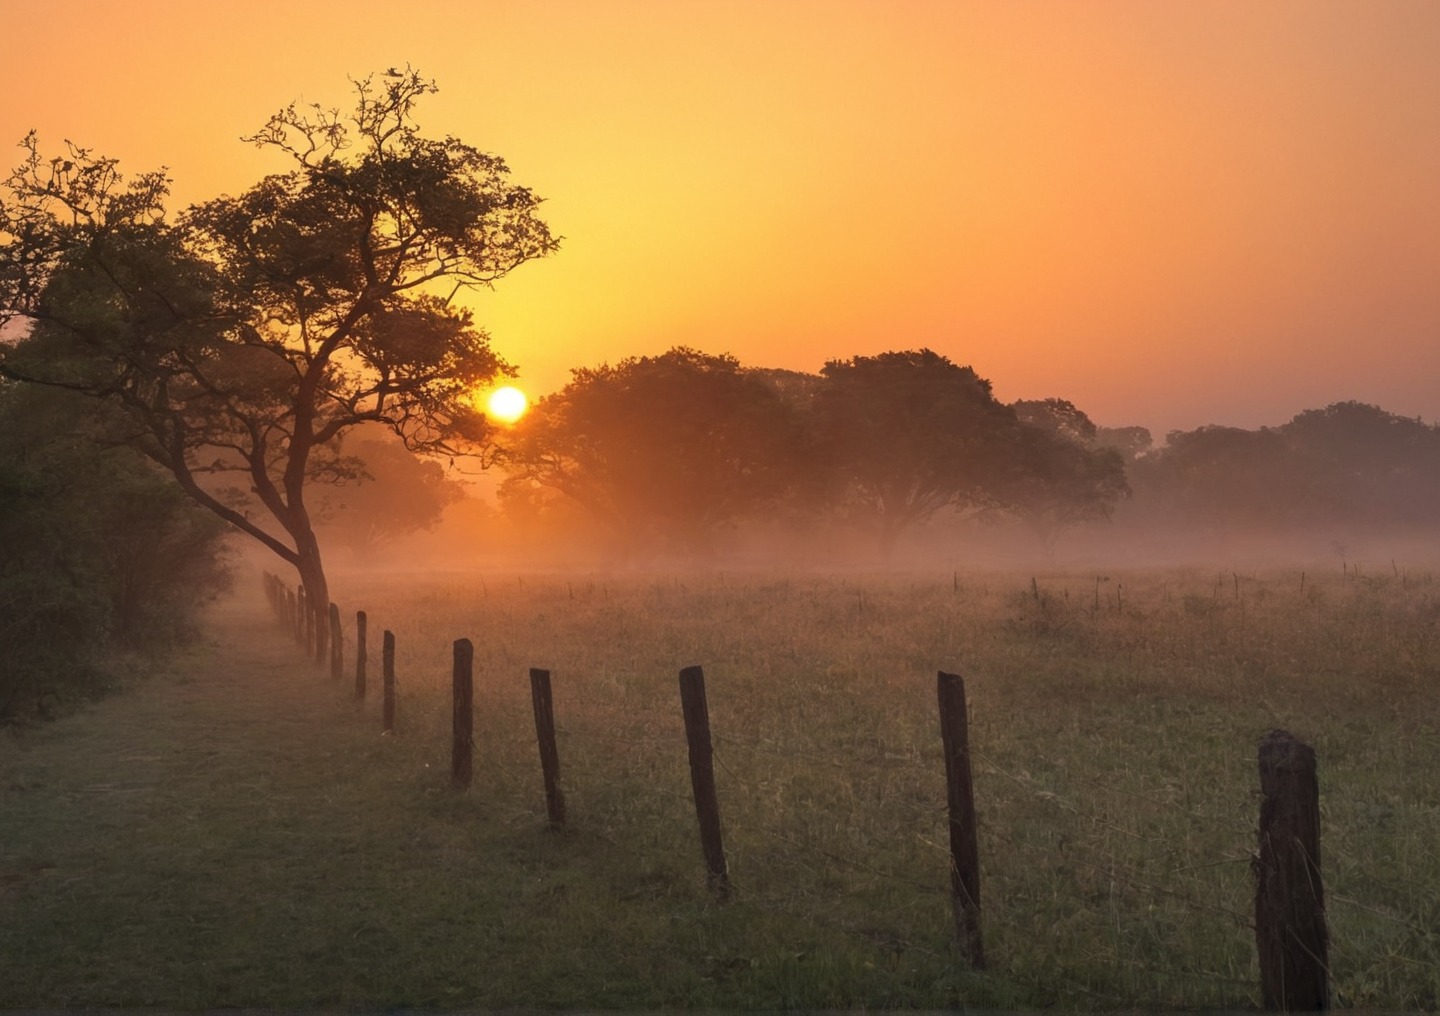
[317,392,1440,581]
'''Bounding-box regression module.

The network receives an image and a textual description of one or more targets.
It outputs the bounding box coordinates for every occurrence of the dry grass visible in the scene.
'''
[1,563,1437,1008]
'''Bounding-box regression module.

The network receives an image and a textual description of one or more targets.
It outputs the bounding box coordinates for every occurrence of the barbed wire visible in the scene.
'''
[258,570,1440,1003]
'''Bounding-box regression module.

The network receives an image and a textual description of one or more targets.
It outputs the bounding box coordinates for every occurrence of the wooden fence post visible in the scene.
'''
[452,638,474,789]
[355,610,367,700]
[529,667,566,829]
[938,670,985,969]
[286,588,297,637]
[313,598,328,667]
[1255,729,1328,1011]
[678,665,729,897]
[328,603,343,680]
[382,630,396,734]
[296,585,307,648]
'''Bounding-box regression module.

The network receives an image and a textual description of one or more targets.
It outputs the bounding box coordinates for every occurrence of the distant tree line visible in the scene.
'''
[1128,401,1440,544]
[492,348,1439,565]
[496,347,1130,562]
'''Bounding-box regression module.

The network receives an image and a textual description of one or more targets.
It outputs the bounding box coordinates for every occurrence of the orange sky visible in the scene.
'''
[5,0,1439,437]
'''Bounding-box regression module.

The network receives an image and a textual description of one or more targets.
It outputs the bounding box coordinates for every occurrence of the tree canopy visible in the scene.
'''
[499,347,807,560]
[812,349,1022,558]
[314,430,467,561]
[1135,402,1440,539]
[1000,399,1130,555]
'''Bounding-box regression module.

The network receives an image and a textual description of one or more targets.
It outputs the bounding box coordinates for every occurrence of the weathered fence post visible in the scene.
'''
[313,599,328,667]
[452,639,474,789]
[328,603,343,680]
[296,585,308,648]
[1255,729,1328,1011]
[355,610,367,700]
[382,630,396,734]
[678,665,729,897]
[286,588,297,638]
[938,670,985,969]
[529,667,566,829]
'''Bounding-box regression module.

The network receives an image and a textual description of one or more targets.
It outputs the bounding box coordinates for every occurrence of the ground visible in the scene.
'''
[2,567,1436,1009]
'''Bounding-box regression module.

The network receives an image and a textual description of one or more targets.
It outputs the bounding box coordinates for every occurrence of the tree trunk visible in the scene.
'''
[295,532,329,666]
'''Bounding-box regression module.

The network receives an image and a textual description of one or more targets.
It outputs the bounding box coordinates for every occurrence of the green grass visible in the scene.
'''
[2,564,1438,1008]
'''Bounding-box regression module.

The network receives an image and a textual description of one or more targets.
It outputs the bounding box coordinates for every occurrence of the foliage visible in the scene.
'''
[499,347,808,560]
[1094,423,1153,460]
[1282,401,1440,527]
[813,349,1022,558]
[498,357,1145,565]
[312,429,465,560]
[1133,402,1440,540]
[1002,398,1130,555]
[0,383,230,722]
[1137,425,1304,533]
[1013,396,1098,446]
[0,68,557,651]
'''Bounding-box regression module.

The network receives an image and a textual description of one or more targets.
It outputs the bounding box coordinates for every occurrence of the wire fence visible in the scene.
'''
[259,567,1440,1009]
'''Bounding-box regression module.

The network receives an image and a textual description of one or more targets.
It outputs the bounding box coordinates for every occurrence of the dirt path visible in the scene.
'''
[3,591,344,812]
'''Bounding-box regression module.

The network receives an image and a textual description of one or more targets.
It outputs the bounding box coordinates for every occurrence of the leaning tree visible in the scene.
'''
[0,69,558,659]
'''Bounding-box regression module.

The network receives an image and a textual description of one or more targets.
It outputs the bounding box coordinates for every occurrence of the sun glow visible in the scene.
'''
[485,385,529,424]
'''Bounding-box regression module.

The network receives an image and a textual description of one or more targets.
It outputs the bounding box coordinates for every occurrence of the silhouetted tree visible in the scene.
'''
[1138,425,1301,533]
[315,431,466,560]
[1133,402,1440,542]
[1094,424,1154,461]
[1003,399,1129,555]
[1281,401,1440,528]
[499,347,806,560]
[1013,398,1098,446]
[0,69,557,658]
[813,349,1021,560]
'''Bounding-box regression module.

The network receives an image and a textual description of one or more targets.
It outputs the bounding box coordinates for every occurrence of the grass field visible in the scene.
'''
[2,563,1438,1009]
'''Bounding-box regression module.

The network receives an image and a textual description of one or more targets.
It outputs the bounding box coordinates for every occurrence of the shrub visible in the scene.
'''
[0,384,231,722]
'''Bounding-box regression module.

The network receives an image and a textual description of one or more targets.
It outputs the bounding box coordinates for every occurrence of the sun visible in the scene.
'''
[485,385,529,424]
